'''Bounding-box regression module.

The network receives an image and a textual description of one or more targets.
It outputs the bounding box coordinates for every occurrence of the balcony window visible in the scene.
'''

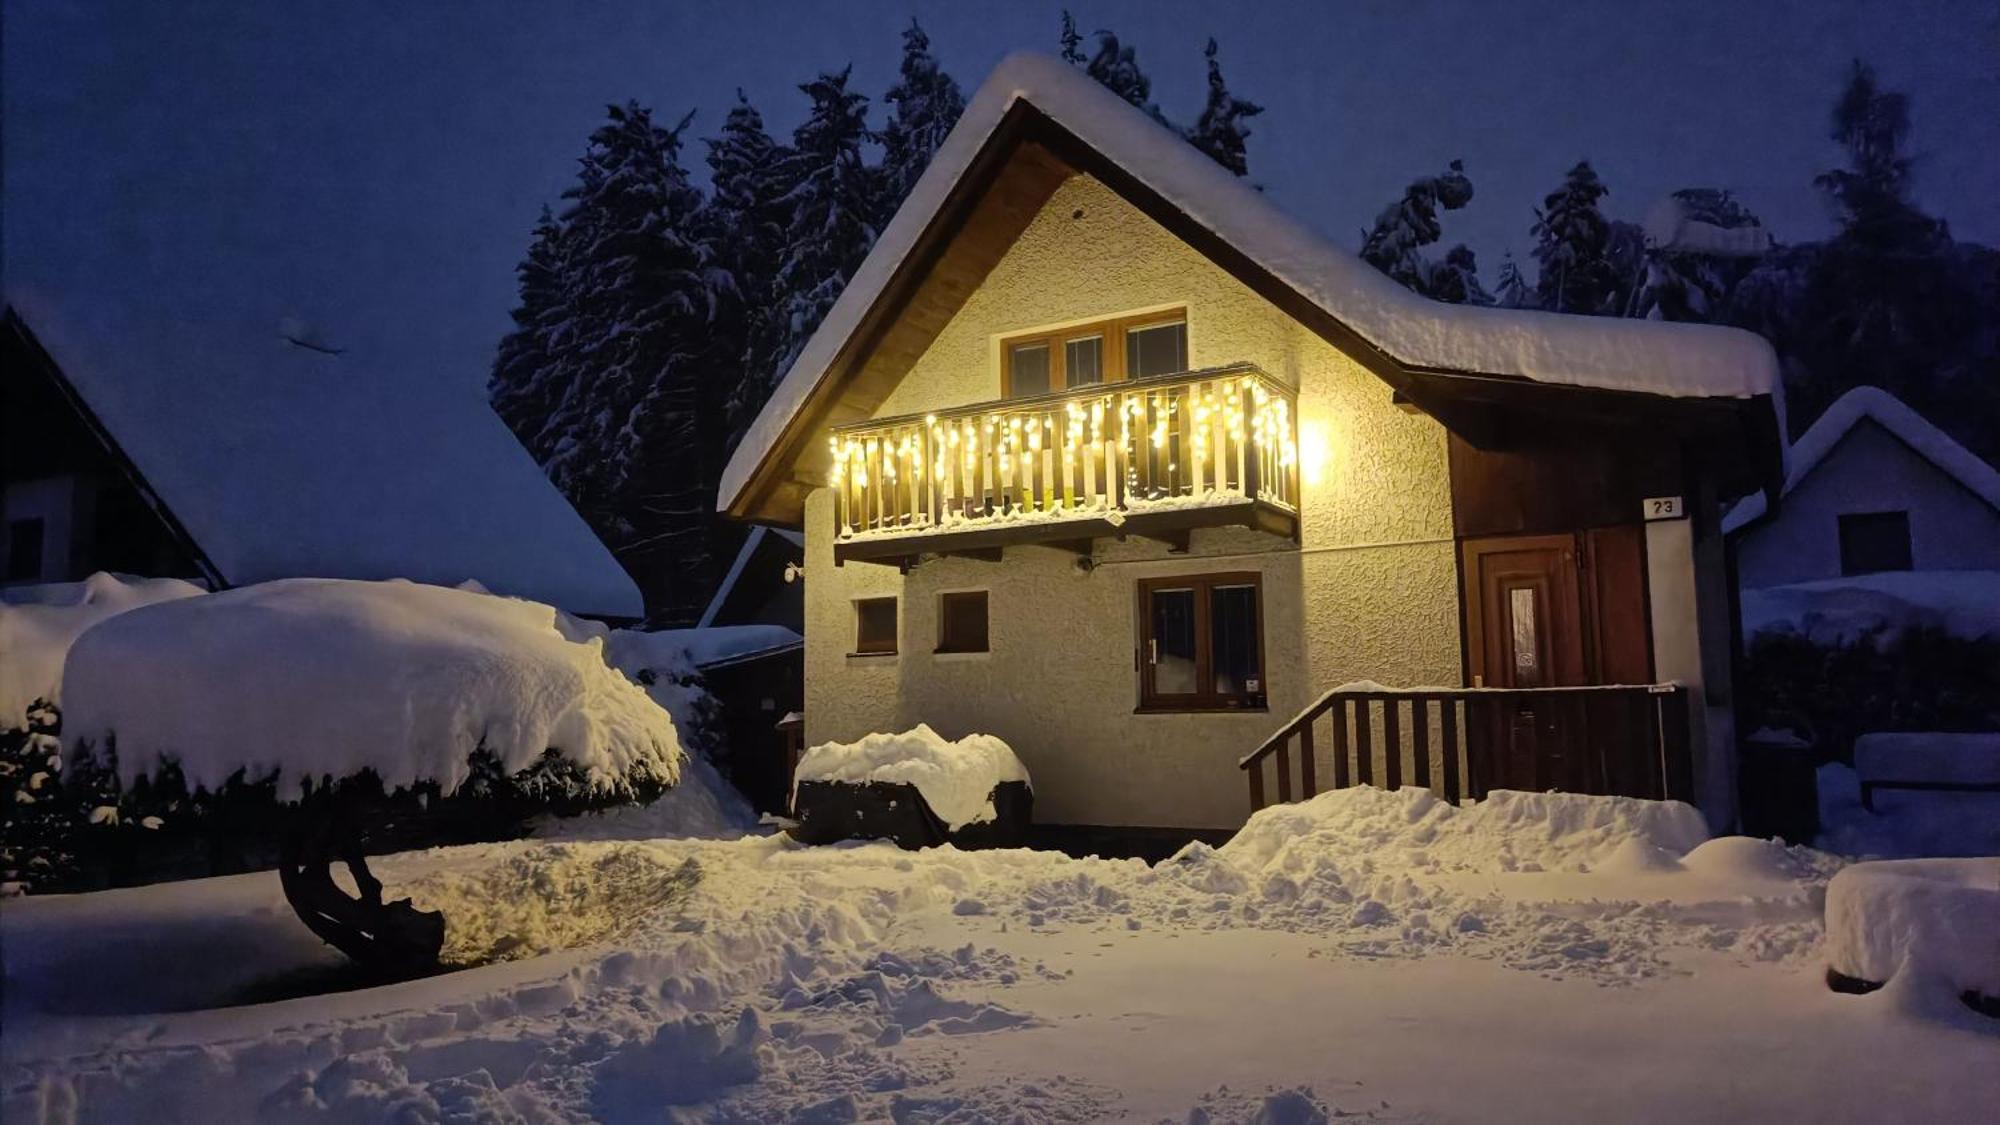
[1137,572,1265,711]
[1000,308,1187,397]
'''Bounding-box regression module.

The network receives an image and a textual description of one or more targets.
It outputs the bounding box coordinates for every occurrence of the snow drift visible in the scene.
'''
[0,572,205,728]
[1825,858,2000,1004]
[794,725,1030,830]
[61,578,681,796]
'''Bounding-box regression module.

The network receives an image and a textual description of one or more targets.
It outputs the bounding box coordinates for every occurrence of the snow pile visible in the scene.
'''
[60,578,680,796]
[0,573,204,728]
[794,724,1030,830]
[1220,786,1711,875]
[1825,858,2000,1005]
[1740,570,2000,644]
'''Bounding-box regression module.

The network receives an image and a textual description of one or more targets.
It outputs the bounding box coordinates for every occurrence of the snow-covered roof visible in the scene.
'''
[1723,385,2000,534]
[7,290,643,617]
[722,52,1781,518]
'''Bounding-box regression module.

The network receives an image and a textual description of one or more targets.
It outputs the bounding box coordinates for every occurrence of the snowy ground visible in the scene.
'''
[5,786,1995,1123]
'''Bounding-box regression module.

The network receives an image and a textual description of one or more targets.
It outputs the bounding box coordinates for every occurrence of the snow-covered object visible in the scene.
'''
[60,578,680,797]
[7,290,642,617]
[1641,195,1771,258]
[1221,786,1711,875]
[1825,858,2000,1000]
[1854,733,2000,788]
[723,53,1779,513]
[793,724,1030,830]
[1724,385,2000,535]
[610,624,803,671]
[1739,570,2000,643]
[0,572,205,727]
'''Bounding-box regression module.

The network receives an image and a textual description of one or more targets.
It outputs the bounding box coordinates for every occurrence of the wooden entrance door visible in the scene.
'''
[1461,528,1653,793]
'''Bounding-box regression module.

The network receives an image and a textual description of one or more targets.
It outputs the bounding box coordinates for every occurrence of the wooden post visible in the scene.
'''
[1440,697,1461,803]
[1331,697,1350,789]
[1248,759,1266,811]
[1411,696,1432,791]
[1354,700,1374,787]
[1298,718,1317,799]
[1275,739,1292,803]
[1382,696,1403,790]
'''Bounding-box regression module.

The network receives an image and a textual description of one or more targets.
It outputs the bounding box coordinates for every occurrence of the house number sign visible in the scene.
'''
[1643,496,1686,521]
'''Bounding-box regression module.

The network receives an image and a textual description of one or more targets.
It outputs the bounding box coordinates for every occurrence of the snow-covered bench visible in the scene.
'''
[1825,858,2000,1017]
[1853,733,2000,812]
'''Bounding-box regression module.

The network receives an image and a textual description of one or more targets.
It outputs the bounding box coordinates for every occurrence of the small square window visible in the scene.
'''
[6,518,46,582]
[854,596,898,654]
[936,591,990,653]
[1838,511,1912,575]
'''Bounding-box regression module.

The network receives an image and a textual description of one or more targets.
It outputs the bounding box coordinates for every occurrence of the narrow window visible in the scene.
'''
[936,590,990,653]
[1507,585,1542,688]
[854,596,898,655]
[1838,511,1913,575]
[1138,572,1265,710]
[1006,341,1051,397]
[1125,320,1188,379]
[5,518,45,582]
[1064,334,1104,386]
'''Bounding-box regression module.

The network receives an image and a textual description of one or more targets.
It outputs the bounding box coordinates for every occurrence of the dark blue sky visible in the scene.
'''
[6,1,1996,405]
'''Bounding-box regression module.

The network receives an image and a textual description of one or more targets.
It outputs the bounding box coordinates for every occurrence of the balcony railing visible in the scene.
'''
[828,363,1298,561]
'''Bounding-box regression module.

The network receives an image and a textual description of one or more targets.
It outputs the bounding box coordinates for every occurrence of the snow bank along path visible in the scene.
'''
[793,723,1030,829]
[0,573,204,728]
[60,578,680,797]
[4,785,1932,1124]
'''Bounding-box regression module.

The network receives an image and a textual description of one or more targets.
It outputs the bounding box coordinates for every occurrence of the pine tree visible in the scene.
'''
[704,91,795,442]
[1530,160,1618,314]
[1428,245,1492,306]
[1631,189,1765,322]
[880,19,966,213]
[1492,252,1535,309]
[490,205,572,463]
[1359,160,1474,297]
[756,68,882,403]
[1185,39,1263,177]
[1085,30,1170,125]
[1059,10,1085,65]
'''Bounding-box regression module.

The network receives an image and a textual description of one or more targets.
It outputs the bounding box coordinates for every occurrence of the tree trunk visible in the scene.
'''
[278,788,445,977]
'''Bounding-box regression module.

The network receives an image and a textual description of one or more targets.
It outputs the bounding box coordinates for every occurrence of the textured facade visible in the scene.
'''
[803,176,1462,829]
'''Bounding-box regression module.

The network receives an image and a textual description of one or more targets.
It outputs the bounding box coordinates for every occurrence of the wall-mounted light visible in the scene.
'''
[1298,415,1333,489]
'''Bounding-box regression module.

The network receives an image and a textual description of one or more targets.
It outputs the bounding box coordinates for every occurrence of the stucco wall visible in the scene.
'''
[1736,419,2000,587]
[803,175,1461,830]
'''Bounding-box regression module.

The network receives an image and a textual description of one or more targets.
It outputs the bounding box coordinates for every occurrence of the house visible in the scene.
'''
[1,299,641,618]
[1724,386,2000,588]
[697,525,806,630]
[719,54,1783,833]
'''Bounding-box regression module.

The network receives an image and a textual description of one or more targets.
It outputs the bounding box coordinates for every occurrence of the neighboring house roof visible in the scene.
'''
[696,525,803,628]
[5,293,643,617]
[1723,385,2000,534]
[721,51,1781,522]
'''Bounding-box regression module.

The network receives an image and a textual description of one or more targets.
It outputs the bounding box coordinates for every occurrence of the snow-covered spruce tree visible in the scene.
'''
[59,580,682,977]
[1085,30,1171,126]
[1729,61,1998,458]
[754,68,883,400]
[1185,38,1263,177]
[704,91,796,477]
[1427,245,1492,306]
[488,206,574,466]
[1492,251,1536,309]
[1530,160,1619,314]
[1630,189,1767,322]
[1359,160,1475,297]
[1059,10,1086,65]
[879,18,966,214]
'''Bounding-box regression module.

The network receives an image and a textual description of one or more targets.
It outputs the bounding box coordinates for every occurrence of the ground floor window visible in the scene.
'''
[854,596,898,655]
[935,590,989,653]
[1136,571,1265,711]
[1838,511,1913,575]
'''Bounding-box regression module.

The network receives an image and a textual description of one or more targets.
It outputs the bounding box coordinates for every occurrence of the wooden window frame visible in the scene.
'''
[1135,570,1266,713]
[935,590,990,654]
[853,596,898,655]
[1000,308,1187,397]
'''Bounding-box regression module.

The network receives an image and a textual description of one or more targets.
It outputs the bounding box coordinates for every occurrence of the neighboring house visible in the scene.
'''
[719,54,1782,832]
[1,301,641,618]
[697,525,805,630]
[1725,386,2000,588]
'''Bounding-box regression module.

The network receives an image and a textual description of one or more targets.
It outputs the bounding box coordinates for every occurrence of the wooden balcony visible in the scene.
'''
[828,363,1299,566]
[1239,683,1695,811]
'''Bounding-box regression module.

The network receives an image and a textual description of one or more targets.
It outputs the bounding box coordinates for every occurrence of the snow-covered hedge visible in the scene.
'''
[1826,858,2000,1005]
[0,573,204,730]
[63,578,680,798]
[794,725,1029,831]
